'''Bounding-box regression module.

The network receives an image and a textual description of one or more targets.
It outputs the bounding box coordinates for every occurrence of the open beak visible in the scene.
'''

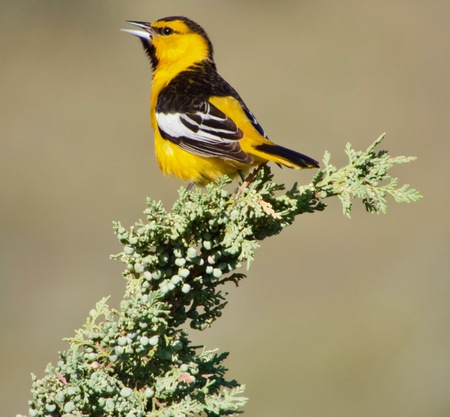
[121,21,155,41]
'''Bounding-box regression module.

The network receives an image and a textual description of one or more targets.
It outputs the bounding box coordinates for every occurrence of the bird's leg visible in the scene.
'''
[244,164,266,184]
[235,164,266,198]
[186,181,195,192]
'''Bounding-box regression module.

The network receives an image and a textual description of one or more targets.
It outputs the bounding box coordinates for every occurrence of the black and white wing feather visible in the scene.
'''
[157,101,253,164]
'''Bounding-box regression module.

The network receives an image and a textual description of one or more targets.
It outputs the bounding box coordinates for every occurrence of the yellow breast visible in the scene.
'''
[153,132,248,185]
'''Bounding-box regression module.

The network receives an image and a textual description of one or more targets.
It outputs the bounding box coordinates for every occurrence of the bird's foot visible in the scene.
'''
[235,164,266,199]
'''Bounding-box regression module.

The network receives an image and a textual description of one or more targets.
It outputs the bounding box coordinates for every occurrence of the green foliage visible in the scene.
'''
[311,133,422,217]
[21,135,421,417]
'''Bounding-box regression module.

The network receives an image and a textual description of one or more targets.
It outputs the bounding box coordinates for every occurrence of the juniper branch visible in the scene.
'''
[310,133,422,217]
[21,135,421,417]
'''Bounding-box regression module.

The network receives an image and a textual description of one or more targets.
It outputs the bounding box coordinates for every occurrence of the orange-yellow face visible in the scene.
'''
[150,19,211,68]
[124,17,213,71]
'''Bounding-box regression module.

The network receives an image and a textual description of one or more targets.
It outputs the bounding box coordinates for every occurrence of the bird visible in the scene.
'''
[122,16,319,186]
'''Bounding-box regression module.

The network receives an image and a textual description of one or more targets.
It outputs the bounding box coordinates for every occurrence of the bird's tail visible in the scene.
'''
[255,143,319,169]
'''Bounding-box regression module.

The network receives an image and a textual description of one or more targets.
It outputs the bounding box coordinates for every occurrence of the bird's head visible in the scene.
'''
[122,16,214,71]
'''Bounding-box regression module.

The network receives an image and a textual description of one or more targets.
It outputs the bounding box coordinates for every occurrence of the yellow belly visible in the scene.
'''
[154,134,252,185]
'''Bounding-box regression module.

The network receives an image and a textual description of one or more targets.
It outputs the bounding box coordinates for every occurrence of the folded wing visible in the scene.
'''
[156,101,253,164]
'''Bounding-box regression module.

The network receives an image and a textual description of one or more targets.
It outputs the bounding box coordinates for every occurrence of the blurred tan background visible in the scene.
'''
[1,1,449,416]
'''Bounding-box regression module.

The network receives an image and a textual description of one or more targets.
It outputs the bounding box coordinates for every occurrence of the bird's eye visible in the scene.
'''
[162,27,174,35]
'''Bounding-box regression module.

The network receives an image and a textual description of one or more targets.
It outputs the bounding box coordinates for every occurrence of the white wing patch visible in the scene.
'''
[156,101,253,163]
[157,112,235,143]
[157,102,242,143]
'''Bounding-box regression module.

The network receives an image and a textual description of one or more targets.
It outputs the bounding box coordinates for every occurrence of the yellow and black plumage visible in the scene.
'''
[123,16,319,185]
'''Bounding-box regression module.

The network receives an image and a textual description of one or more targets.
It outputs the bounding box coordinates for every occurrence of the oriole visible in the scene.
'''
[123,16,319,185]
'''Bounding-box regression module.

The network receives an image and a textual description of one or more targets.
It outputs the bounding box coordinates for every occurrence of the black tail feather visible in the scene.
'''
[256,143,319,168]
